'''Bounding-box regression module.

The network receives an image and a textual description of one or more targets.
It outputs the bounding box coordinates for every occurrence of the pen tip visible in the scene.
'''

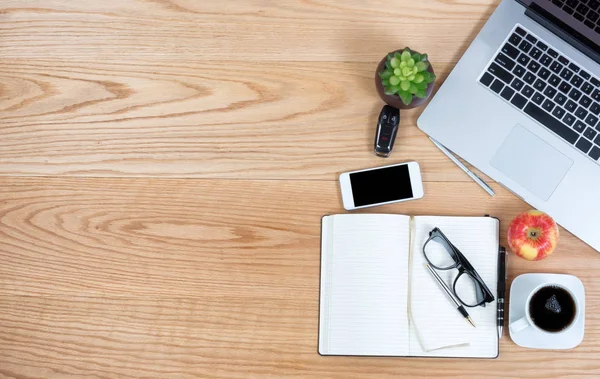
[467,317,476,328]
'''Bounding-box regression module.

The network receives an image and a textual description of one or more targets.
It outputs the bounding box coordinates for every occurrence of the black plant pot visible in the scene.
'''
[375,48,436,110]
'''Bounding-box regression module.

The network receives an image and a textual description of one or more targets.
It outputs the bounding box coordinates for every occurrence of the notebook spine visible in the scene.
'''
[319,216,335,354]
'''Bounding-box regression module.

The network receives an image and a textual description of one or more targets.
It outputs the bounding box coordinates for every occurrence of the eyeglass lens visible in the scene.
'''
[423,235,457,269]
[454,272,485,306]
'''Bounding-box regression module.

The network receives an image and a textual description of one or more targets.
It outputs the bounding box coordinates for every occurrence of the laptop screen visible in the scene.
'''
[521,0,600,61]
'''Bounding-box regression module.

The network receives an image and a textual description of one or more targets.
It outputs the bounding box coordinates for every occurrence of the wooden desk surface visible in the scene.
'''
[1,1,599,377]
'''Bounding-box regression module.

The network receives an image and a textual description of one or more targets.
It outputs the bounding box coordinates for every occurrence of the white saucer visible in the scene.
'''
[509,273,585,349]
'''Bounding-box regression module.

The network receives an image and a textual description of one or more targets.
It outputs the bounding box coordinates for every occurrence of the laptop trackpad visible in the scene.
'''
[490,124,573,201]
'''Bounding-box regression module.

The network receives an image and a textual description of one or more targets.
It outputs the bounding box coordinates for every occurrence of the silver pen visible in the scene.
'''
[429,137,495,197]
[425,263,476,328]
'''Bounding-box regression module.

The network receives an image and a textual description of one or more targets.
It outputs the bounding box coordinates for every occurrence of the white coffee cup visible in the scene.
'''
[510,283,579,335]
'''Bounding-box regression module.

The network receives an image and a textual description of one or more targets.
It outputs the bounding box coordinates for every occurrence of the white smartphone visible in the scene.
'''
[339,161,424,210]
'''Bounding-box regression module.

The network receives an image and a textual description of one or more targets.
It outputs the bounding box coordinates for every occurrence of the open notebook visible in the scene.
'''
[319,214,500,358]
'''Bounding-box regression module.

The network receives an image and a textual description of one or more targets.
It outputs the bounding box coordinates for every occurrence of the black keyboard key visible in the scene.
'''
[534,79,547,91]
[537,41,548,51]
[585,113,599,127]
[517,53,531,66]
[552,0,563,7]
[524,72,536,84]
[544,86,557,98]
[513,65,526,78]
[538,68,551,80]
[488,63,515,84]
[509,33,522,46]
[574,13,584,22]
[549,74,561,87]
[480,72,494,86]
[576,137,593,153]
[558,56,570,65]
[566,99,578,112]
[519,40,532,53]
[530,47,542,60]
[555,93,568,105]
[589,146,600,161]
[501,86,515,100]
[593,89,600,101]
[543,99,555,112]
[490,79,504,94]
[581,95,592,108]
[584,127,597,140]
[574,120,587,133]
[552,107,566,119]
[548,48,559,58]
[576,3,589,15]
[571,75,584,88]
[524,103,579,144]
[550,61,563,73]
[511,93,527,109]
[596,134,600,145]
[591,102,600,115]
[580,70,591,80]
[576,107,589,120]
[589,11,600,23]
[511,78,524,91]
[581,82,594,94]
[568,63,580,73]
[539,55,552,67]
[592,77,600,87]
[495,53,516,70]
[527,60,541,73]
[564,113,576,126]
[569,88,582,101]
[559,81,573,94]
[502,43,520,59]
[515,27,527,37]
[522,85,535,98]
[526,34,537,44]
[532,92,545,105]
[560,68,574,80]
[585,20,595,29]
[564,6,575,15]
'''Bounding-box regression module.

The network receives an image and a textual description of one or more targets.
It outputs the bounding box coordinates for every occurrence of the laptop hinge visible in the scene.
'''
[526,2,600,65]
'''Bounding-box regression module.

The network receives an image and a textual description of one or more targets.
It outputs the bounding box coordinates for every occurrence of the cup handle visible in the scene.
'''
[509,316,530,334]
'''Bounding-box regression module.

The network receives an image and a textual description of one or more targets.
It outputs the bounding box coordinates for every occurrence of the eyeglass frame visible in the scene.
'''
[422,227,495,307]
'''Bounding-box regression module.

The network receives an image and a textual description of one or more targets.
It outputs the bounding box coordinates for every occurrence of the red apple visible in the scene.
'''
[507,210,559,261]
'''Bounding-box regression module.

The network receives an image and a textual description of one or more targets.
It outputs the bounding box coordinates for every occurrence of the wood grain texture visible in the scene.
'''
[0,59,473,179]
[1,0,600,378]
[0,0,496,178]
[0,1,496,62]
[1,178,600,379]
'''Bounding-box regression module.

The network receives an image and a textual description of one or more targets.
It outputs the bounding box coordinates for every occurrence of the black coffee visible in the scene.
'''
[529,285,576,333]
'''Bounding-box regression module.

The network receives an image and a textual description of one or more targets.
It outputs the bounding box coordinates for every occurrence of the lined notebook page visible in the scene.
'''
[319,214,411,356]
[408,216,499,358]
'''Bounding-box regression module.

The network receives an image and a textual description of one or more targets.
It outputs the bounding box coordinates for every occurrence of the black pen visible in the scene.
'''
[425,264,476,328]
[497,247,507,339]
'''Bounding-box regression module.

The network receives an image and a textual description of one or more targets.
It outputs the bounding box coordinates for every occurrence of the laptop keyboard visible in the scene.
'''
[550,0,600,34]
[478,24,600,163]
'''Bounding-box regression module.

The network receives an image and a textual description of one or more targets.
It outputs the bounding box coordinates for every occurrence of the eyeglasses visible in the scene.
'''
[422,227,495,307]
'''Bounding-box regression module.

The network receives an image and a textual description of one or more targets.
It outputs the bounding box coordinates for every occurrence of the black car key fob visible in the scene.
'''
[374,105,400,157]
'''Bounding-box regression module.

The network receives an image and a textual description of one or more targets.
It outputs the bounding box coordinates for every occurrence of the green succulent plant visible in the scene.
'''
[379,48,436,105]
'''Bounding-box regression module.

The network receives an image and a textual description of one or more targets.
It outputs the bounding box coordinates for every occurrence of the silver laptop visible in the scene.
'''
[418,0,600,252]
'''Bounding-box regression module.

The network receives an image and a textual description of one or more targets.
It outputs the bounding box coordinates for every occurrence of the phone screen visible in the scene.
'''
[349,164,413,207]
